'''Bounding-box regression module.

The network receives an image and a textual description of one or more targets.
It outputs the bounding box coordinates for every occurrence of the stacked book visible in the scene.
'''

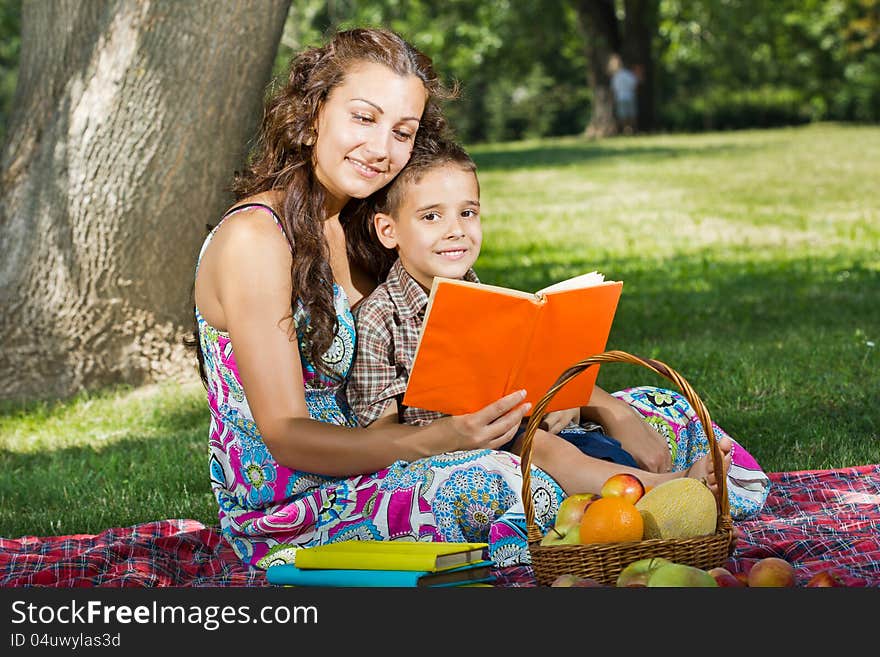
[266,540,496,588]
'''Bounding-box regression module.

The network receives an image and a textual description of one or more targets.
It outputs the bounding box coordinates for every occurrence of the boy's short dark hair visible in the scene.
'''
[375,138,478,217]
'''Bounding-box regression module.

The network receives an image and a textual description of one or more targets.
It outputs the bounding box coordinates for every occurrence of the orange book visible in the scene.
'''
[403,272,623,415]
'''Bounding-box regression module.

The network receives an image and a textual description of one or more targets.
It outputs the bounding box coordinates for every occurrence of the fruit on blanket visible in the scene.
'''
[550,573,604,587]
[635,477,717,539]
[570,577,604,587]
[540,493,598,545]
[616,557,672,587]
[707,566,746,587]
[550,574,580,587]
[805,569,844,587]
[747,557,796,587]
[579,497,644,544]
[647,562,718,587]
[600,473,646,505]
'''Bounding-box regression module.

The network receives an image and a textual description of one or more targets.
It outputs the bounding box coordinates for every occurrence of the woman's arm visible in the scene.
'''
[580,386,671,473]
[204,211,529,477]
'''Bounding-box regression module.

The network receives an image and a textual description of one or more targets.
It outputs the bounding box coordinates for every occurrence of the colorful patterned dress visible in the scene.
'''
[196,205,770,570]
[195,205,563,569]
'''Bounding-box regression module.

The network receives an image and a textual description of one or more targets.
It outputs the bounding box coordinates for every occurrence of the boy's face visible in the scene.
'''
[375,163,482,291]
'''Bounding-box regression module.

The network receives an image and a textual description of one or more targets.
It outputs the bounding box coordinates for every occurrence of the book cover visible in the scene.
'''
[403,271,623,415]
[292,540,489,572]
[266,560,496,588]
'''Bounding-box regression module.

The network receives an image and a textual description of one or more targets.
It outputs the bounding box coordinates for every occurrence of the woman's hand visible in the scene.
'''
[539,408,580,435]
[441,389,531,452]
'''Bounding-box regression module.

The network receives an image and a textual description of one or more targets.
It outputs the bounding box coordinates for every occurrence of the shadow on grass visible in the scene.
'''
[471,138,762,171]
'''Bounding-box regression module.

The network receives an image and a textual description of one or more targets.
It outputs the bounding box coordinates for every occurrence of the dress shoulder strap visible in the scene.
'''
[196,202,285,273]
[221,201,282,224]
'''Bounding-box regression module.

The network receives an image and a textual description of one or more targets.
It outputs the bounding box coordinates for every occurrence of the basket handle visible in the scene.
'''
[519,349,730,540]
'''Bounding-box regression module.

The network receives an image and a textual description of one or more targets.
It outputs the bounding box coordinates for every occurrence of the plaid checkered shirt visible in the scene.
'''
[348,258,479,427]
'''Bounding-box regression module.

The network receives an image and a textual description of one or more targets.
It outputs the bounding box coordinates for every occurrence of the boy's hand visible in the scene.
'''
[615,413,672,473]
[539,408,580,435]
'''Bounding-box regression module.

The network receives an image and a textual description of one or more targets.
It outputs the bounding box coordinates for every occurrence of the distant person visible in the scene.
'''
[608,54,638,135]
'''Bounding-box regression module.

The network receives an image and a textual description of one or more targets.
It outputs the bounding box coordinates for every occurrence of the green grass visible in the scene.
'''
[0,382,215,538]
[2,122,878,539]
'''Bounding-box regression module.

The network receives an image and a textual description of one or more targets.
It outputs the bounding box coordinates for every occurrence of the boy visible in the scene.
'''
[346,139,723,496]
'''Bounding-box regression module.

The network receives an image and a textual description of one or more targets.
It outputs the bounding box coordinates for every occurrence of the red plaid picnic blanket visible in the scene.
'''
[2,464,879,587]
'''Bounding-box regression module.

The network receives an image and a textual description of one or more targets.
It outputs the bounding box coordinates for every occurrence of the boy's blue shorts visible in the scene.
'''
[502,423,639,468]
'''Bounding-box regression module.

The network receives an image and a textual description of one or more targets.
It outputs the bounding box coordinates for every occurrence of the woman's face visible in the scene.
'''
[313,61,427,212]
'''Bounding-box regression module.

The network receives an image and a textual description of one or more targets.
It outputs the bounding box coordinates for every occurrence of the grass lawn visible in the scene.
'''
[1,122,878,539]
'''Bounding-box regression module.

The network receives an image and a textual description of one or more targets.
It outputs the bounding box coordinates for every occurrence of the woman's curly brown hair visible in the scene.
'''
[231,27,456,380]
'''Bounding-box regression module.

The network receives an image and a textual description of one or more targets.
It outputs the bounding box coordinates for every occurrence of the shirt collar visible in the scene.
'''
[385,258,480,321]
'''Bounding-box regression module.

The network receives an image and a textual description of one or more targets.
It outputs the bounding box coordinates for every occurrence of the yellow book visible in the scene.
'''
[293,540,489,572]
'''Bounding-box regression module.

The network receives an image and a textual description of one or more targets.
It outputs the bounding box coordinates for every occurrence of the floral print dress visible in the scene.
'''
[196,204,563,569]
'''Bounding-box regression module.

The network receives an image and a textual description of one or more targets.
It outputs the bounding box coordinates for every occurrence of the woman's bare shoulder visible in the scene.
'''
[211,192,288,257]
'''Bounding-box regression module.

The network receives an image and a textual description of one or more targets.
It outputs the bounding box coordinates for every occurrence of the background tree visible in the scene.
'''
[0,0,290,401]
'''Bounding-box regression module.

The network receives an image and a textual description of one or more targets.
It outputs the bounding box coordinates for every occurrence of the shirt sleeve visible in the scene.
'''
[348,297,410,427]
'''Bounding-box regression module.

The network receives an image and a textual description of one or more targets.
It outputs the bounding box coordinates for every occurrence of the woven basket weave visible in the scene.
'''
[519,350,736,586]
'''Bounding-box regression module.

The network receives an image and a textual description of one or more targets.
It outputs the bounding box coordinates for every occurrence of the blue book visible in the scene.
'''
[266,560,496,588]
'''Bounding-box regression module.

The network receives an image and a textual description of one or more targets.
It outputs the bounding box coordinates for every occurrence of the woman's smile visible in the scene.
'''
[346,155,385,179]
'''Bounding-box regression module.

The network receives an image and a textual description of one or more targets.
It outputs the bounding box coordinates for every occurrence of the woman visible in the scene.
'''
[193,27,563,569]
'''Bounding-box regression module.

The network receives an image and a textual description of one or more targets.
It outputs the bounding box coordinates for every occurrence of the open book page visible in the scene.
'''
[537,271,606,297]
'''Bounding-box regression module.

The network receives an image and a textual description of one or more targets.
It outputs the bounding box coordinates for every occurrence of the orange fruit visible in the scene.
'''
[578,496,644,544]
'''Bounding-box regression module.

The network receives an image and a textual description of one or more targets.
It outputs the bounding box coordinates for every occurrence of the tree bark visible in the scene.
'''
[574,0,621,138]
[0,0,291,401]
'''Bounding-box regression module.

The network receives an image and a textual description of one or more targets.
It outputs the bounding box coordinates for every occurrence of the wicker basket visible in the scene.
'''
[519,350,737,586]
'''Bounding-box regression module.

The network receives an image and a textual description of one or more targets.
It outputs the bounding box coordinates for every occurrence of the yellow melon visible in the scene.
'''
[634,477,717,539]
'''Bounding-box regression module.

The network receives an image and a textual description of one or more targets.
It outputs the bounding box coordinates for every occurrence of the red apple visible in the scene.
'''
[805,570,844,587]
[707,566,746,587]
[734,571,750,587]
[550,574,581,587]
[550,573,604,587]
[570,577,604,587]
[600,473,646,505]
[747,557,796,587]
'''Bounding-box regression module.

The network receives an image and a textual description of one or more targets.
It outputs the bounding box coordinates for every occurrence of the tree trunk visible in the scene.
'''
[0,0,291,401]
[574,0,621,138]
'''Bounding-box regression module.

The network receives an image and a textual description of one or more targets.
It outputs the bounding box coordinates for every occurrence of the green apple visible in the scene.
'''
[647,562,718,587]
[615,557,672,587]
[539,524,582,546]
